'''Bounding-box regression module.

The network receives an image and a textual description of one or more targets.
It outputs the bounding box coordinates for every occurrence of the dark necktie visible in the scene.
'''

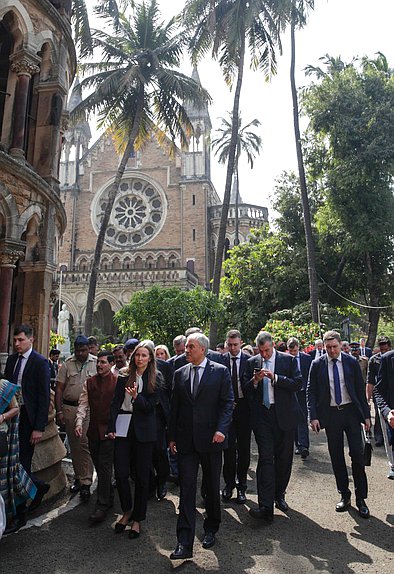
[13,354,24,385]
[332,358,342,405]
[231,357,239,400]
[262,360,270,409]
[192,366,200,398]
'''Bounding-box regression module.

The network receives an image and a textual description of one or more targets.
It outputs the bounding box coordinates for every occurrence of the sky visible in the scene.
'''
[154,0,394,211]
[87,0,394,213]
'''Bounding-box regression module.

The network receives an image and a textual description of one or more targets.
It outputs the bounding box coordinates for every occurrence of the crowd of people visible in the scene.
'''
[0,324,393,559]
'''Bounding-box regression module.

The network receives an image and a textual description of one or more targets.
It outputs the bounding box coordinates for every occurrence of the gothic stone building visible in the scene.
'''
[57,76,268,337]
[0,0,75,361]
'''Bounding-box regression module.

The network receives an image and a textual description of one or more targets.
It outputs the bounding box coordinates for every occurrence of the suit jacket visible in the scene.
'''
[308,349,326,360]
[298,352,313,391]
[307,352,370,429]
[108,372,157,442]
[242,351,303,431]
[156,358,173,399]
[173,349,225,372]
[169,359,233,454]
[221,351,249,397]
[374,349,394,419]
[4,349,50,432]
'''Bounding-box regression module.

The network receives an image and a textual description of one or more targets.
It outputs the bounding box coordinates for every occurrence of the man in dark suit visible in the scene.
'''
[359,337,372,359]
[167,335,186,371]
[307,330,371,518]
[4,324,51,520]
[308,339,326,360]
[287,337,313,459]
[243,331,302,522]
[374,347,394,479]
[172,328,225,372]
[221,329,251,503]
[169,332,233,559]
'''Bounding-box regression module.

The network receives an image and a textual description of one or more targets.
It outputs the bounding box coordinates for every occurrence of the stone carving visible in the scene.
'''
[58,303,69,338]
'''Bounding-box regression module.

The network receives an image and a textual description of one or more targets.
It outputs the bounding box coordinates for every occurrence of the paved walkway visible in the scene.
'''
[1,431,393,573]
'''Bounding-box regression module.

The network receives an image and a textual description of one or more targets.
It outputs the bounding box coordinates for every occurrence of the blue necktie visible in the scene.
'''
[13,355,24,385]
[332,358,342,405]
[262,360,270,409]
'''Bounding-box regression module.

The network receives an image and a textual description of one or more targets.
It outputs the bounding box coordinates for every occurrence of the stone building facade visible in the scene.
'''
[57,73,268,337]
[0,0,75,360]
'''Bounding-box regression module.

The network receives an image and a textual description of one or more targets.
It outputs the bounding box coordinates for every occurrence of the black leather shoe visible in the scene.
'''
[275,497,289,513]
[157,483,167,501]
[29,482,50,512]
[3,516,27,535]
[375,439,383,447]
[202,532,215,549]
[89,509,106,524]
[221,486,233,501]
[335,495,351,512]
[128,528,141,539]
[300,448,309,460]
[295,447,302,455]
[236,489,247,504]
[249,506,274,523]
[356,499,370,519]
[80,485,91,502]
[70,479,81,494]
[170,543,193,560]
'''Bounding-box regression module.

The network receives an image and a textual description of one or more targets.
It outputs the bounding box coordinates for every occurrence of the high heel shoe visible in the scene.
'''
[114,515,132,533]
[128,522,141,539]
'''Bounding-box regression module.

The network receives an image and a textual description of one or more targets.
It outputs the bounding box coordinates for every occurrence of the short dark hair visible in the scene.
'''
[88,336,98,345]
[287,337,300,350]
[97,350,114,363]
[112,345,125,354]
[226,329,242,340]
[323,330,341,344]
[14,324,33,338]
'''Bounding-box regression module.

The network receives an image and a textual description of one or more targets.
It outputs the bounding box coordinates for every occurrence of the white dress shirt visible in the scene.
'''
[327,353,352,406]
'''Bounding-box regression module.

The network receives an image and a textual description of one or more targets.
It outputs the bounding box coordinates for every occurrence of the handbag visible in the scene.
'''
[0,431,8,457]
[363,428,373,466]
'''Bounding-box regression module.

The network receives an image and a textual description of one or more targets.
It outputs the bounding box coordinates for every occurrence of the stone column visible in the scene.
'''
[9,57,40,159]
[0,249,24,370]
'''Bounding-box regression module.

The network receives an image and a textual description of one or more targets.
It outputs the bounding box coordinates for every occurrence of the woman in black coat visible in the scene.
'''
[108,341,158,538]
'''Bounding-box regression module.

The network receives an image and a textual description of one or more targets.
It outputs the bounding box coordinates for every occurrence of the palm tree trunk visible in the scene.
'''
[290,17,319,322]
[234,159,240,246]
[210,30,245,346]
[84,87,145,334]
[212,35,245,294]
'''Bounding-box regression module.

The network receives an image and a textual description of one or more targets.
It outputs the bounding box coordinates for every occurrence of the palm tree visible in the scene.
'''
[71,0,210,334]
[212,112,262,245]
[289,0,318,321]
[183,1,289,305]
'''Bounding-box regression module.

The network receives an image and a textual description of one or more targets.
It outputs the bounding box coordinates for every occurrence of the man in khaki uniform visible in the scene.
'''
[55,335,97,500]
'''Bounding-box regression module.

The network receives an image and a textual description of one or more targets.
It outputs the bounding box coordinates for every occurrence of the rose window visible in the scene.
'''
[92,176,166,248]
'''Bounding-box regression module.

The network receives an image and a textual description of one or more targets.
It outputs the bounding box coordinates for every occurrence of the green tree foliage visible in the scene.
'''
[262,319,320,348]
[113,286,222,349]
[303,54,394,344]
[221,226,309,342]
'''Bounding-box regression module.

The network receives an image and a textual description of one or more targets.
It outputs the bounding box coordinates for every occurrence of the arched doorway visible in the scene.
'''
[92,299,117,339]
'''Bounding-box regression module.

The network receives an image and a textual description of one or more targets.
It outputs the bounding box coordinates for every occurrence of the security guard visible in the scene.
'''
[55,335,97,500]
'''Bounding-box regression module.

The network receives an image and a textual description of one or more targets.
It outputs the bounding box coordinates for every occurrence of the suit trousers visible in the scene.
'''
[325,404,368,500]
[223,398,251,490]
[152,414,169,485]
[88,438,114,511]
[19,406,35,478]
[114,420,154,521]
[251,404,294,508]
[177,449,222,550]
[63,405,93,485]
[295,390,310,450]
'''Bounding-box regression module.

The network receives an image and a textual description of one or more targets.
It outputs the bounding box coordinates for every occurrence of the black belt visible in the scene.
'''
[63,399,79,407]
[330,403,352,411]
